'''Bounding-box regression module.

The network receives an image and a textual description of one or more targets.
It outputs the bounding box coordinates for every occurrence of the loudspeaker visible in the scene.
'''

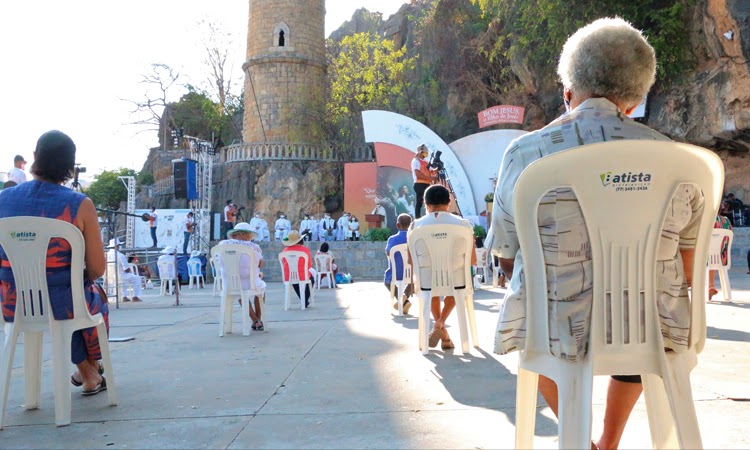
[173,158,198,200]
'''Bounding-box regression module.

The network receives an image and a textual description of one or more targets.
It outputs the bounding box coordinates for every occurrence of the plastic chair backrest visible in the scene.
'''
[278,250,309,283]
[407,224,474,298]
[187,258,202,277]
[157,258,176,280]
[475,248,488,266]
[0,217,90,328]
[707,228,733,270]
[211,244,262,292]
[315,253,333,272]
[388,243,411,281]
[513,141,723,365]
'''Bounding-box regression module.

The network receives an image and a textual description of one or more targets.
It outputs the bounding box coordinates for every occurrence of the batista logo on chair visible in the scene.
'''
[599,171,653,192]
[9,231,37,241]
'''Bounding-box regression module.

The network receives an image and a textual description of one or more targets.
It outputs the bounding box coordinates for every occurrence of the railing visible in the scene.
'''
[142,176,173,198]
[220,142,374,163]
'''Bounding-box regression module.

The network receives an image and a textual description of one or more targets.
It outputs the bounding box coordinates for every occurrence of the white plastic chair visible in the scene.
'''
[157,258,177,296]
[707,228,733,301]
[211,245,266,336]
[474,247,490,285]
[210,253,222,297]
[314,253,336,289]
[407,224,479,355]
[511,141,723,449]
[278,251,315,310]
[0,217,118,428]
[388,243,412,316]
[187,258,204,289]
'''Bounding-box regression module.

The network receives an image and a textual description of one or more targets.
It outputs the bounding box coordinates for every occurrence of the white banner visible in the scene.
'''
[135,209,191,249]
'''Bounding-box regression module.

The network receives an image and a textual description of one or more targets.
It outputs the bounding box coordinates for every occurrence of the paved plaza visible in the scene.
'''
[1,270,749,449]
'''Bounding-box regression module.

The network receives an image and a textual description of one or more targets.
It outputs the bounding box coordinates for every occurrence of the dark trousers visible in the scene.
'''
[150,227,157,246]
[183,231,191,254]
[223,221,233,238]
[293,276,315,306]
[413,182,429,218]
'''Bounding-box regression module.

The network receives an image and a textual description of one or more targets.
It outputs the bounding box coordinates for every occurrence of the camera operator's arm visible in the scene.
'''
[412,158,433,184]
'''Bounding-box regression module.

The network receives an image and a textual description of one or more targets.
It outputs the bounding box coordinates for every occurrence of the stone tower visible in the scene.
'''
[243,0,327,143]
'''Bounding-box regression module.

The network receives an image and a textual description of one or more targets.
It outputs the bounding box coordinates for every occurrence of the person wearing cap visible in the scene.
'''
[319,212,336,242]
[8,154,28,185]
[274,212,291,241]
[411,144,434,218]
[187,249,205,289]
[107,238,142,302]
[181,211,195,255]
[217,222,266,330]
[158,246,181,305]
[281,230,315,308]
[0,130,109,395]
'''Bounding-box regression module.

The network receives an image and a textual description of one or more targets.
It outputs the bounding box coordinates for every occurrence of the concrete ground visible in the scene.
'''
[1,269,749,449]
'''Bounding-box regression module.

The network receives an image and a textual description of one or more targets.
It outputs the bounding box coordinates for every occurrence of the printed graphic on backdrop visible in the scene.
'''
[478,105,525,128]
[135,209,191,249]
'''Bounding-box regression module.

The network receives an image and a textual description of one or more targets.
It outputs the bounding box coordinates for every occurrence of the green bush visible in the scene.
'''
[364,227,392,242]
[473,225,487,240]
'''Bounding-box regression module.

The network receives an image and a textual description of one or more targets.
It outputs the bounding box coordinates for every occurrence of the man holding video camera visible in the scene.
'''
[411,144,434,218]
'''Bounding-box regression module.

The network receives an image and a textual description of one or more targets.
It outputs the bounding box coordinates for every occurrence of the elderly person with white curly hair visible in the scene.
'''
[491,18,704,450]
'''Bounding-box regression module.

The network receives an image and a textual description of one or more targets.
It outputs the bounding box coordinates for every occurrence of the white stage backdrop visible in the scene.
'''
[134,209,191,249]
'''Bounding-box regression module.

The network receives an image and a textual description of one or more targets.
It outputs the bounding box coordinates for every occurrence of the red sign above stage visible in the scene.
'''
[478,105,525,128]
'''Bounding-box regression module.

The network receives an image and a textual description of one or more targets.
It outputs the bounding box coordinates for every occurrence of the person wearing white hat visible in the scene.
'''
[280,230,316,308]
[158,246,181,305]
[107,238,142,302]
[218,222,266,330]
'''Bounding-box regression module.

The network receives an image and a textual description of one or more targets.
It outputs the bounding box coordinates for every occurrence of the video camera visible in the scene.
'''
[74,164,86,175]
[428,150,444,172]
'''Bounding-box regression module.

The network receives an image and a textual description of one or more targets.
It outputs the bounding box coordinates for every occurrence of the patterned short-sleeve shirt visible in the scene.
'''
[491,97,704,361]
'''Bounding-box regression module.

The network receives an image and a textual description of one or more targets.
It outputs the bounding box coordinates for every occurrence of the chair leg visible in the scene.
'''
[719,269,732,301]
[219,294,228,336]
[420,292,431,355]
[466,293,479,348]
[397,282,404,316]
[556,362,594,450]
[453,293,470,354]
[284,284,290,311]
[241,291,251,336]
[96,322,118,406]
[0,327,20,430]
[23,331,43,410]
[50,328,72,427]
[309,281,315,306]
[300,283,306,310]
[643,373,679,449]
[515,366,539,450]
[663,352,703,449]
[259,293,267,331]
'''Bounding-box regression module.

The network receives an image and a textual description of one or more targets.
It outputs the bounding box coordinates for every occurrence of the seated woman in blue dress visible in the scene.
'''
[0,130,109,396]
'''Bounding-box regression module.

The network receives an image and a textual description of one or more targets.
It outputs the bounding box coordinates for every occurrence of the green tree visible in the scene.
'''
[85,168,138,210]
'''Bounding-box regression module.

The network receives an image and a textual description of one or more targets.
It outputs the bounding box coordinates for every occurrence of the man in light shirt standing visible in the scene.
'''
[7,155,27,185]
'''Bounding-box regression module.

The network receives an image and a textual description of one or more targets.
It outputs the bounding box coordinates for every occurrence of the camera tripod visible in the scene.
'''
[433,167,463,217]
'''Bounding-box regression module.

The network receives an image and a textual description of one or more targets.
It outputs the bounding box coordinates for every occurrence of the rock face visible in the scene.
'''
[328,8,384,42]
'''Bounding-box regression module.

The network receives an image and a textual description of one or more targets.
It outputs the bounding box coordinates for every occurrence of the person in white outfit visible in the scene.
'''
[217,222,267,330]
[249,212,266,243]
[336,212,350,241]
[7,155,27,185]
[300,213,315,241]
[309,214,320,241]
[274,213,292,241]
[107,238,142,302]
[319,213,336,242]
[347,216,361,241]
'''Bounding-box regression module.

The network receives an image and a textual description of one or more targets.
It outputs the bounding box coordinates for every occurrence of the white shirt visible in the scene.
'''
[347,220,360,237]
[149,212,158,227]
[275,218,291,231]
[7,167,26,185]
[320,217,335,236]
[181,215,194,233]
[411,158,421,183]
[300,218,314,232]
[223,205,233,222]
[410,211,474,289]
[249,217,265,234]
[491,98,704,361]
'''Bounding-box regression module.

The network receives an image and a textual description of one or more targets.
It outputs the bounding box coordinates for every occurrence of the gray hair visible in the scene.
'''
[557,17,656,106]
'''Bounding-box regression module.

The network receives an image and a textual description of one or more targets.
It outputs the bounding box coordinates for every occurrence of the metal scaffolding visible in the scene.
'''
[118,176,136,249]
[186,137,214,255]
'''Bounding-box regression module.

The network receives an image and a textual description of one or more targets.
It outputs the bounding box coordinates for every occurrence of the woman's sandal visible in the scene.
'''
[428,329,442,348]
[254,320,264,331]
[71,361,105,387]
[441,339,455,350]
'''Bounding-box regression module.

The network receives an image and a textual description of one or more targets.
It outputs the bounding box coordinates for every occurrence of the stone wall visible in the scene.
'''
[732,226,749,272]
[250,240,387,282]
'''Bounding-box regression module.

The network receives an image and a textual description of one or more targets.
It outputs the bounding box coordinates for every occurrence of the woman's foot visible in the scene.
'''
[709,288,719,301]
[254,320,264,331]
[71,361,104,386]
[441,339,455,350]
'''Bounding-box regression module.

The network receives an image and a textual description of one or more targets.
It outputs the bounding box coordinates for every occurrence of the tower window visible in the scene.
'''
[273,22,290,48]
